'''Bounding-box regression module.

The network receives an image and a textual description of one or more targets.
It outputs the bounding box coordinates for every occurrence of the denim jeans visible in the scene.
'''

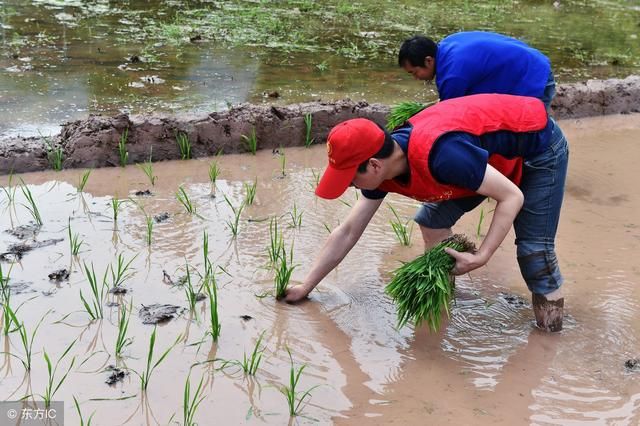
[414,119,569,295]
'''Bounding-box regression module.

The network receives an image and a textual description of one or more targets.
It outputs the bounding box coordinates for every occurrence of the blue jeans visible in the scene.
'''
[414,120,569,295]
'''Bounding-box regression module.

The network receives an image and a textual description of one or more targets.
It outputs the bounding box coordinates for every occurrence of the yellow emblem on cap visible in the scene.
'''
[327,142,335,164]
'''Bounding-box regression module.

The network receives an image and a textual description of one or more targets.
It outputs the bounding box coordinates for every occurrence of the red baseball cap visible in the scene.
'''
[315,118,385,199]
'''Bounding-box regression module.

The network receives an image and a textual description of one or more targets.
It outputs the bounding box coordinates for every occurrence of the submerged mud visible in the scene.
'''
[1,76,639,175]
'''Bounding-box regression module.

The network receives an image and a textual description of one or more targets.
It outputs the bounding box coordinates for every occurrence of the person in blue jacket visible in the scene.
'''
[398,31,556,109]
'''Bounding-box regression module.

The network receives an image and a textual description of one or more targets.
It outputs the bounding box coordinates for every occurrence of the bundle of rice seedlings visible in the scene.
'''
[385,234,476,331]
[386,101,431,131]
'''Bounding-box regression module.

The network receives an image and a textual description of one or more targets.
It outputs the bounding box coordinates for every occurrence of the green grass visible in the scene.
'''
[241,127,258,155]
[183,264,205,312]
[267,217,284,268]
[385,234,476,331]
[204,263,221,342]
[1,263,15,336]
[176,186,197,214]
[208,160,221,192]
[279,348,320,417]
[109,253,136,289]
[303,113,315,147]
[78,169,92,192]
[118,129,129,167]
[388,204,413,246]
[2,307,49,371]
[176,131,192,160]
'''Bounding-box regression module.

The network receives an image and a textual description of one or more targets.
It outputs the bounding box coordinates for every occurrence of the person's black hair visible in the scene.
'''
[357,128,395,173]
[398,35,437,67]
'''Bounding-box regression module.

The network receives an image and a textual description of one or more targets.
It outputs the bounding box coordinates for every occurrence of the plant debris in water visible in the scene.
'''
[5,223,41,240]
[385,234,476,331]
[134,189,153,196]
[154,212,170,223]
[105,365,129,385]
[2,238,64,260]
[48,269,70,282]
[625,358,639,371]
[139,303,184,325]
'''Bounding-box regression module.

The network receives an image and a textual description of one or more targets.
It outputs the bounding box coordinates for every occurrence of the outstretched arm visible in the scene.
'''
[445,164,524,274]
[285,196,384,302]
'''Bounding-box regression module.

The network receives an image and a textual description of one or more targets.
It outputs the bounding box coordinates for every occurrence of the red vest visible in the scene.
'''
[377,94,547,202]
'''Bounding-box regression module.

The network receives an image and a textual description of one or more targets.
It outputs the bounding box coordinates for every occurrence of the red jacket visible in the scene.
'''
[378,94,547,202]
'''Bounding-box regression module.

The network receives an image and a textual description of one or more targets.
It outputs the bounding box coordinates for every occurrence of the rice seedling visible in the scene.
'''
[267,217,284,267]
[386,101,428,131]
[1,264,15,335]
[73,396,95,426]
[118,129,129,167]
[388,204,413,246]
[476,207,485,238]
[310,169,320,190]
[4,307,49,371]
[243,179,257,205]
[77,169,92,192]
[41,340,77,408]
[144,214,154,246]
[279,148,287,177]
[19,180,43,226]
[42,133,64,171]
[279,348,320,417]
[183,372,206,426]
[216,331,265,376]
[204,263,220,342]
[241,127,258,155]
[288,202,303,228]
[1,172,16,207]
[176,186,197,214]
[68,218,84,256]
[274,242,296,300]
[184,264,205,312]
[109,253,136,289]
[176,131,192,160]
[115,301,133,358]
[110,198,127,223]
[80,262,108,320]
[223,195,244,237]
[303,113,315,147]
[138,153,157,187]
[208,160,221,190]
[135,327,182,391]
[385,234,476,331]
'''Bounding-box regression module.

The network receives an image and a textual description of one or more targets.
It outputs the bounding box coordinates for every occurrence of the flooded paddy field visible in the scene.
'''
[1,114,639,424]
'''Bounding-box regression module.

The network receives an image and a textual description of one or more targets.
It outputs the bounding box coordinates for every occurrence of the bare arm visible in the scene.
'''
[445,164,524,274]
[285,196,384,302]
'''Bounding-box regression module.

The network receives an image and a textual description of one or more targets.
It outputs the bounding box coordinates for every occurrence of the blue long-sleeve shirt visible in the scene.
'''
[435,31,551,100]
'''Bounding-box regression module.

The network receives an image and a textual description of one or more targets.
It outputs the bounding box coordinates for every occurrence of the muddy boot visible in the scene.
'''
[532,293,564,332]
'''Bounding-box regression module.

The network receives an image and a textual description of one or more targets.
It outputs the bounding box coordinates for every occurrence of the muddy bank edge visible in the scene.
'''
[2,75,639,175]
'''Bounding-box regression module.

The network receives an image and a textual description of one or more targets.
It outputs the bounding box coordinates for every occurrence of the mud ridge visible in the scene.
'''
[1,75,639,175]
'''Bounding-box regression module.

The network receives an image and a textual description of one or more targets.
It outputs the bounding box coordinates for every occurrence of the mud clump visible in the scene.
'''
[5,223,41,240]
[1,238,64,260]
[154,212,170,223]
[134,189,152,196]
[48,269,70,282]
[139,303,184,324]
[105,365,129,385]
[625,358,639,370]
[499,292,529,307]
[109,286,128,295]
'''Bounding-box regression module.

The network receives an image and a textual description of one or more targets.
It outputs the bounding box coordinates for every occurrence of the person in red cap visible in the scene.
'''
[285,93,568,332]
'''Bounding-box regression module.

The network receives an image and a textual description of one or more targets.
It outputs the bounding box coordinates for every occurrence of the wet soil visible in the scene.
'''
[1,76,639,175]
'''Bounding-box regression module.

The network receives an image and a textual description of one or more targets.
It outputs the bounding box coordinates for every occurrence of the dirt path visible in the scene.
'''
[1,75,639,175]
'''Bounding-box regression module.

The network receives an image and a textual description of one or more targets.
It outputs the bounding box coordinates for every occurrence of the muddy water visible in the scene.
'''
[1,114,639,425]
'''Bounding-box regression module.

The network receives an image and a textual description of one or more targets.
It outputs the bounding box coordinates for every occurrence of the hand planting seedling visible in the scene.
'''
[385,234,476,331]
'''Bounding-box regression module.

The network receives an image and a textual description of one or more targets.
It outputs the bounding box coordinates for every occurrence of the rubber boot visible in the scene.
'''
[532,293,564,332]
